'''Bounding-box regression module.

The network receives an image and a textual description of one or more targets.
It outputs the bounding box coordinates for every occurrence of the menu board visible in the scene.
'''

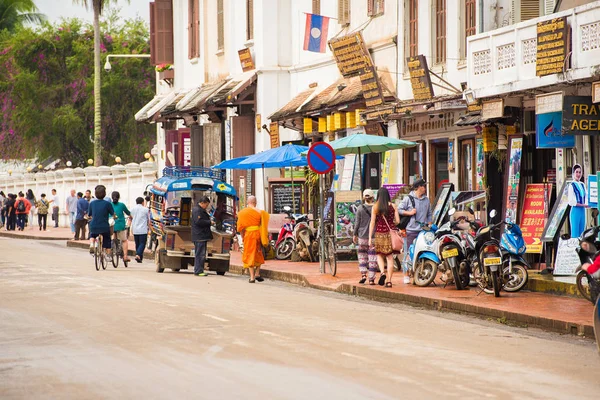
[238,48,255,72]
[536,16,567,77]
[431,183,454,226]
[329,32,373,78]
[271,184,303,214]
[520,184,548,254]
[553,237,580,276]
[335,190,362,250]
[407,55,434,101]
[359,67,385,108]
[541,179,572,242]
[270,122,279,148]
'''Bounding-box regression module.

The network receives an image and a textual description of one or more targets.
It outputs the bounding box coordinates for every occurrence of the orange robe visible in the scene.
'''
[237,207,270,268]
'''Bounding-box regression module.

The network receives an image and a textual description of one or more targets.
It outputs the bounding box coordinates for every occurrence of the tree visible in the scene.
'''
[0,0,45,32]
[0,14,156,165]
[72,0,129,166]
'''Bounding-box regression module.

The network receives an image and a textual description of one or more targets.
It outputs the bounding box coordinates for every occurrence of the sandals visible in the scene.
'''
[249,279,255,283]
[368,280,376,285]
[255,276,264,282]
[385,282,393,288]
[359,275,367,284]
[378,274,387,286]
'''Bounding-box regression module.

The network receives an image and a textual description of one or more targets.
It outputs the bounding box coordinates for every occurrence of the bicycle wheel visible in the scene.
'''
[94,239,101,271]
[326,235,337,276]
[111,239,119,268]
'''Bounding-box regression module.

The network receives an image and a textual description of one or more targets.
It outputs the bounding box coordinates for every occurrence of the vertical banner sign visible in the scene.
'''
[588,174,598,208]
[238,48,255,72]
[407,55,434,101]
[504,137,523,223]
[556,148,565,193]
[269,122,279,149]
[225,118,232,185]
[520,184,547,254]
[180,131,191,167]
[418,142,425,179]
[381,151,391,184]
[475,138,485,190]
[255,114,262,132]
[448,140,454,170]
[536,16,567,77]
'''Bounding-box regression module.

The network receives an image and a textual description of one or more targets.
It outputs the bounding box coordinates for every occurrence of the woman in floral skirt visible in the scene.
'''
[369,187,400,288]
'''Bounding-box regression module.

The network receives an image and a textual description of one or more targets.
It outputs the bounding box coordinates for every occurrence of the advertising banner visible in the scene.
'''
[541,179,572,242]
[563,96,600,135]
[335,190,362,250]
[589,174,598,208]
[520,184,547,254]
[536,112,575,148]
[504,138,523,223]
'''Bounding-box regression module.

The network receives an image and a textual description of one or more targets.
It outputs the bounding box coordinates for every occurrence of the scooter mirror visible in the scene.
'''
[489,209,497,219]
[448,208,456,216]
[468,207,475,215]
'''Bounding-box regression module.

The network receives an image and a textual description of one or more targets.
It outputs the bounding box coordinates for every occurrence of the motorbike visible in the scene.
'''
[436,208,470,290]
[499,221,529,292]
[295,217,315,262]
[472,209,503,297]
[274,206,298,260]
[575,226,600,304]
[406,222,440,287]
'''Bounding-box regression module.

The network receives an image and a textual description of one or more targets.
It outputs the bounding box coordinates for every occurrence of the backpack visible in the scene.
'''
[17,200,26,212]
[397,196,416,230]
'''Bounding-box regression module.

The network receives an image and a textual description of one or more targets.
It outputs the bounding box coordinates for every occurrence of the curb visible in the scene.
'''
[0,231,70,241]
[230,262,594,338]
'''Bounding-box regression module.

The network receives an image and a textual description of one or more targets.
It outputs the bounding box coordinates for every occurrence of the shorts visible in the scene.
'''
[90,232,112,249]
[115,230,128,242]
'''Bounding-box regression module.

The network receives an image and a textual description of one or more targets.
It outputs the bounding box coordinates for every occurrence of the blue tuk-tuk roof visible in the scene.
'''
[150,166,236,197]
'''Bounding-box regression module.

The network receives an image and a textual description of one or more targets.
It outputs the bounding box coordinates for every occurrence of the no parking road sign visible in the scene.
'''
[307,142,336,174]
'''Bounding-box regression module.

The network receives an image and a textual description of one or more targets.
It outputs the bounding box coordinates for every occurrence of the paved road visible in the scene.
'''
[1,239,599,399]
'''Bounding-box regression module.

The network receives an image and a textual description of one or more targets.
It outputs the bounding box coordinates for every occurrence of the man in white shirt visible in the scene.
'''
[50,189,60,228]
[66,189,78,234]
[130,197,150,262]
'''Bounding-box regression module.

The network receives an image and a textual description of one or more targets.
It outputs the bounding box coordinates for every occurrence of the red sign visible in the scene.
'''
[520,184,547,254]
[307,142,335,174]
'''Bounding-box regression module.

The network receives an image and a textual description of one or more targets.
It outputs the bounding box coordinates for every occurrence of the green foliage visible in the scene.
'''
[0,10,155,165]
[0,0,46,32]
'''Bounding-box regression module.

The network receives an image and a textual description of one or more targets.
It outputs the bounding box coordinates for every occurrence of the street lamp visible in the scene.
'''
[104,54,151,72]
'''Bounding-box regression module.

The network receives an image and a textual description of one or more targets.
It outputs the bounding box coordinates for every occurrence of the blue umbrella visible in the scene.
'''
[212,156,249,169]
[236,144,310,169]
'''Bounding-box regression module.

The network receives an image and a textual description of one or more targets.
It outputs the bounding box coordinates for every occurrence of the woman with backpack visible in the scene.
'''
[36,194,50,231]
[353,189,379,285]
[26,189,36,230]
[15,192,31,231]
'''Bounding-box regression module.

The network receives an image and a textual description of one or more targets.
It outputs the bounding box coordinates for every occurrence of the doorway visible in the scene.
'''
[430,141,449,196]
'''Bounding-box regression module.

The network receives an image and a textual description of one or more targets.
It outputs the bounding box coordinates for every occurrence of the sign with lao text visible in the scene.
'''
[562,96,600,135]
[359,67,385,108]
[536,16,568,77]
[269,122,279,148]
[238,48,255,72]
[406,55,434,101]
[329,32,373,78]
[520,184,547,254]
[553,237,580,276]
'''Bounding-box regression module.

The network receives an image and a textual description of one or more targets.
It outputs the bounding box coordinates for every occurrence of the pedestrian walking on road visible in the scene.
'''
[353,189,379,285]
[74,192,88,240]
[369,187,400,288]
[66,189,78,234]
[26,189,36,230]
[236,195,270,283]
[5,194,16,231]
[15,192,31,231]
[130,197,150,262]
[50,189,60,228]
[36,194,50,231]
[191,196,213,276]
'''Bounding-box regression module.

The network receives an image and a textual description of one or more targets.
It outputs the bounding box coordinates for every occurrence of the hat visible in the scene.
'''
[362,189,374,198]
[413,179,427,189]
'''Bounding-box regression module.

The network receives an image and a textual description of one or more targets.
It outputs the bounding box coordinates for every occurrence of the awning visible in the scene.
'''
[455,113,483,126]
[135,94,168,123]
[158,90,192,121]
[269,76,396,123]
[206,71,257,106]
[176,80,228,114]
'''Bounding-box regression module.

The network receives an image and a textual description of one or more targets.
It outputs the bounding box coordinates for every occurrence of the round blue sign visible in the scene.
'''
[307,142,335,174]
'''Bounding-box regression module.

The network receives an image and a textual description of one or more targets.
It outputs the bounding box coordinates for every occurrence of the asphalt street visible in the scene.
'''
[1,238,599,399]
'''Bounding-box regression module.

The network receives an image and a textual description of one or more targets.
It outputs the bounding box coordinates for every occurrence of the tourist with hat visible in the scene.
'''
[353,189,379,285]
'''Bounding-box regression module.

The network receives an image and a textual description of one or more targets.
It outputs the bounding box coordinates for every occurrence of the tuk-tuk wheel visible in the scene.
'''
[216,271,226,276]
[155,250,165,273]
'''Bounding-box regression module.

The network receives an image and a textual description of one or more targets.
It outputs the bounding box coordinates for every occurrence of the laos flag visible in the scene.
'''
[303,13,329,53]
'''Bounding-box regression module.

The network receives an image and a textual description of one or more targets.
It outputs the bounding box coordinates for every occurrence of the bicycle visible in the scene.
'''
[93,234,106,271]
[319,219,337,277]
[111,234,129,268]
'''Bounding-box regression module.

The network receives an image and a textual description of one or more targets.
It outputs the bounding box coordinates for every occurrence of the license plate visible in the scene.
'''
[483,257,502,266]
[442,248,459,258]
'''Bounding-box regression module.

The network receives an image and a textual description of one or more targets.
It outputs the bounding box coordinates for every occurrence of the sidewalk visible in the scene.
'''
[229,252,595,337]
[0,226,73,240]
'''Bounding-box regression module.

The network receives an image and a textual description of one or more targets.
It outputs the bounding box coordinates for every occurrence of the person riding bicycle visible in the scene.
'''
[111,191,132,262]
[88,185,115,259]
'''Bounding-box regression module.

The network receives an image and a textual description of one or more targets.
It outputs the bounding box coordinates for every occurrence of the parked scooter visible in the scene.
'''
[274,206,297,260]
[295,217,315,262]
[436,208,470,290]
[406,222,440,287]
[499,221,529,292]
[575,226,600,304]
[472,209,503,297]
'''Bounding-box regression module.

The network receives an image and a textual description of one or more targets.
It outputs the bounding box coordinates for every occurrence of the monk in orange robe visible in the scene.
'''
[237,196,270,283]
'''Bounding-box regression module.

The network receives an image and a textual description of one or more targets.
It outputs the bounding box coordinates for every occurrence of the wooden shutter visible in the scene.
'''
[247,0,254,41]
[193,0,200,58]
[435,0,446,63]
[312,0,320,15]
[150,2,156,65]
[369,0,384,16]
[408,0,418,58]
[154,0,174,65]
[217,0,224,50]
[377,0,385,15]
[338,0,350,26]
[368,0,374,16]
[520,0,540,22]
[544,0,555,15]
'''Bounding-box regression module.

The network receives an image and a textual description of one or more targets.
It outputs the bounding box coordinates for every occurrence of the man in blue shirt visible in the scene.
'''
[74,192,89,240]
[88,185,115,259]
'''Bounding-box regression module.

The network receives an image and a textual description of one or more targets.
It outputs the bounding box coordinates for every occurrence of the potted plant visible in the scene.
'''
[156,63,174,81]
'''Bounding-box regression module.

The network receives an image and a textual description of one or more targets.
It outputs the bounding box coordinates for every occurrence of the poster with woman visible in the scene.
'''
[475,137,485,190]
[504,138,523,223]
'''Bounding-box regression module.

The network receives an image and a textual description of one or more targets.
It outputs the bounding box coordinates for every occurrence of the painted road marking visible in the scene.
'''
[202,314,229,322]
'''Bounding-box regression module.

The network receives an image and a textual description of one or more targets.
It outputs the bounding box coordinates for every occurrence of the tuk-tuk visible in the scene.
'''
[149,166,237,274]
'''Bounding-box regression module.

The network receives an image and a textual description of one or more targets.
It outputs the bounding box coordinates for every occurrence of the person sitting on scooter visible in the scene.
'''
[581,258,600,279]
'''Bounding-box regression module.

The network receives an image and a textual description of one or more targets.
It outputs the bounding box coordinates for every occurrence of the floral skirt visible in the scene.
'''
[373,232,399,255]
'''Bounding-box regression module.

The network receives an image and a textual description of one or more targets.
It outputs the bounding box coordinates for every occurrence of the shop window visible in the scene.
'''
[435,0,446,64]
[460,139,475,191]
[404,142,426,185]
[407,0,418,58]
[338,0,350,26]
[368,0,385,17]
[430,142,449,195]
[150,0,174,65]
[188,0,200,59]
[462,0,476,59]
